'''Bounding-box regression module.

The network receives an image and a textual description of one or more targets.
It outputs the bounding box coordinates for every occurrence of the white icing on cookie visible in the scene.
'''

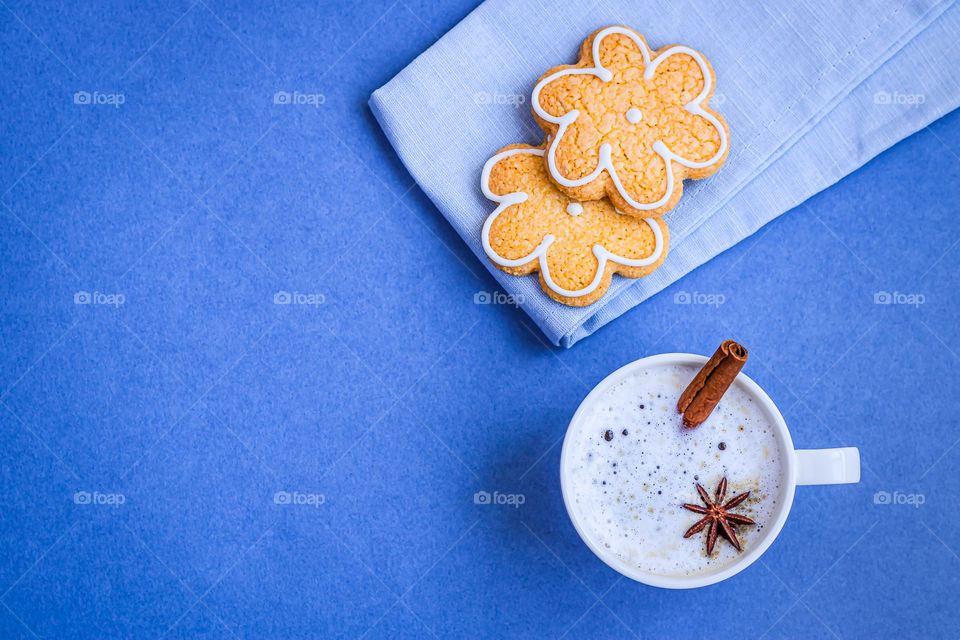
[480,148,664,299]
[566,202,584,216]
[625,107,642,124]
[531,26,727,211]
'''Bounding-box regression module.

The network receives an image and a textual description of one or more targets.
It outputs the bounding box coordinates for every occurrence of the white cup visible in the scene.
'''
[560,353,860,589]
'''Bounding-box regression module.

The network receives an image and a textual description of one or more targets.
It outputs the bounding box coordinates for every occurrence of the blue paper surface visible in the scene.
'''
[1,1,958,638]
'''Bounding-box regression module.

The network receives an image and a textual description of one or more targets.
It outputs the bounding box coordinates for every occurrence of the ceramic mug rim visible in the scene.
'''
[559,352,798,589]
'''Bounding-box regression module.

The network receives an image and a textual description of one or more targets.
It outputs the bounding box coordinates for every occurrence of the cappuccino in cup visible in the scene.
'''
[564,362,784,576]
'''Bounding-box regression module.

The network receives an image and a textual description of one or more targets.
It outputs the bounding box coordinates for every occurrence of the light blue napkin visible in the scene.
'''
[370,0,959,347]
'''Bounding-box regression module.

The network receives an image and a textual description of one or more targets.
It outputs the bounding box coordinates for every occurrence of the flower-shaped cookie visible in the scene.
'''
[532,25,728,218]
[481,144,669,307]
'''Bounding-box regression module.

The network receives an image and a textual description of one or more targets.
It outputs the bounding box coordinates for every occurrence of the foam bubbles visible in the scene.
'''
[566,364,783,577]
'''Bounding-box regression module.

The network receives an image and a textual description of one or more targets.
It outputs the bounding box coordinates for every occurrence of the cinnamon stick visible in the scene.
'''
[677,340,748,429]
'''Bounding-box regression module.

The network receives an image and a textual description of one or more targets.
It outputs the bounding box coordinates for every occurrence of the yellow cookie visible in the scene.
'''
[481,143,669,307]
[531,25,728,218]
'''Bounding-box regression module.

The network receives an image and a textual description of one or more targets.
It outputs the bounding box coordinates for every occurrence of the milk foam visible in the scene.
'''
[566,363,784,577]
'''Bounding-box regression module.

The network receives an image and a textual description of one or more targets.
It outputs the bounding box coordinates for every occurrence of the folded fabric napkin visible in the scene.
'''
[371,0,959,347]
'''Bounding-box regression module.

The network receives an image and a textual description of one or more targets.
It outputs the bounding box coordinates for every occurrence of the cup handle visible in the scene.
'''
[795,447,860,485]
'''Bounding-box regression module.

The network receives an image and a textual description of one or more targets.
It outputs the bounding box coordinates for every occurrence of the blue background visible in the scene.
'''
[1,1,958,638]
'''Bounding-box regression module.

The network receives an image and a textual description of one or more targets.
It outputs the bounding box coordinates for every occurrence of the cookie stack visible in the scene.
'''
[480,25,728,306]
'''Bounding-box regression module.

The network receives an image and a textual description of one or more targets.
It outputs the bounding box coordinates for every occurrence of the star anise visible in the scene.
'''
[682,477,756,555]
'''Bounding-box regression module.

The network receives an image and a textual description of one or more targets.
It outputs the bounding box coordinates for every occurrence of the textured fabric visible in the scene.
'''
[370,0,959,346]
